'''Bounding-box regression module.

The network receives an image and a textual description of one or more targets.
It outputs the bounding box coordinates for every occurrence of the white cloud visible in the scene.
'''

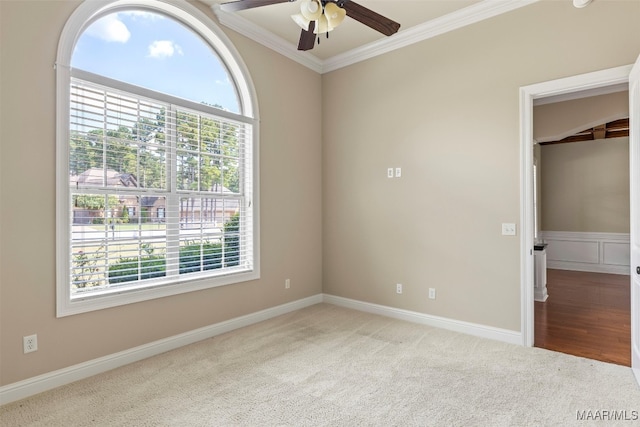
[85,14,131,43]
[119,11,164,21]
[147,40,183,59]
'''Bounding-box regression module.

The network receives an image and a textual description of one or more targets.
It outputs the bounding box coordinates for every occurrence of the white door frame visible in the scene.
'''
[519,65,633,348]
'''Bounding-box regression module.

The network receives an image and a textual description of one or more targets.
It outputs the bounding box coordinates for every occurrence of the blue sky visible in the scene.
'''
[72,11,239,112]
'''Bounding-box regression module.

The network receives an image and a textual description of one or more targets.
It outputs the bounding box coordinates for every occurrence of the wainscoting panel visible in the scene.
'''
[603,241,631,266]
[547,239,599,264]
[541,231,630,275]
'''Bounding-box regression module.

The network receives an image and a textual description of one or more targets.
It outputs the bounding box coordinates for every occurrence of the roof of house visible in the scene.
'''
[70,168,138,188]
[71,169,239,210]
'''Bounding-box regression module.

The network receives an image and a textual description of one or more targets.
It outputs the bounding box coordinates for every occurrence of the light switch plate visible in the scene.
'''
[395,167,402,178]
[502,223,517,236]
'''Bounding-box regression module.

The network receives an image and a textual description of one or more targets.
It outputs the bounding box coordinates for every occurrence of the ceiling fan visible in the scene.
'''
[219,0,401,51]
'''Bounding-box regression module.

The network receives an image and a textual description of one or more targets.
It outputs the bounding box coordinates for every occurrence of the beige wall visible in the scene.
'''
[534,91,630,234]
[534,91,629,142]
[322,0,640,331]
[0,0,322,386]
[541,137,630,233]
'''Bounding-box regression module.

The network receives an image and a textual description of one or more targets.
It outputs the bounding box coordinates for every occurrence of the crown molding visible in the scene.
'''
[212,4,324,73]
[323,0,539,73]
[213,0,540,74]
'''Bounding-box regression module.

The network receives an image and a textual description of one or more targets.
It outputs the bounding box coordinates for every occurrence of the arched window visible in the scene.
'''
[56,0,259,316]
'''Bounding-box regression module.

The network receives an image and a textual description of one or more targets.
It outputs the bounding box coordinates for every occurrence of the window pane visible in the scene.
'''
[70,80,169,191]
[174,108,243,194]
[68,75,250,301]
[71,11,240,113]
[178,196,241,273]
[71,194,168,293]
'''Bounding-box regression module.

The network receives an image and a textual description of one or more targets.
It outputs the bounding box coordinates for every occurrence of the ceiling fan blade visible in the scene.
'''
[298,21,316,51]
[342,1,400,36]
[219,0,293,13]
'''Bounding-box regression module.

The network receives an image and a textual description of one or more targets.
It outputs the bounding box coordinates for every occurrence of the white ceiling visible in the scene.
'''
[202,0,540,73]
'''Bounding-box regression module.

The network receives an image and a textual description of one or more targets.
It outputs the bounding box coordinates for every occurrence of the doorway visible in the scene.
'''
[519,64,635,360]
[531,92,631,365]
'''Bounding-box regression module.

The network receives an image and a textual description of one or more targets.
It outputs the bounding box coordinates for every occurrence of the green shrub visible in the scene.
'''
[72,245,105,288]
[121,206,130,224]
[179,242,222,274]
[107,216,241,284]
[223,213,240,267]
[108,255,166,284]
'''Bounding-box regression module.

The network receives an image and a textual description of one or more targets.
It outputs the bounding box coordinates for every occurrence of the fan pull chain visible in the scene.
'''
[315,31,329,47]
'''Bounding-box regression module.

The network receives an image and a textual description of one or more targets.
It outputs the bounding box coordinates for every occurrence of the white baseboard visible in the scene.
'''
[534,289,548,302]
[322,294,522,346]
[0,294,323,406]
[1,293,524,406]
[546,260,630,275]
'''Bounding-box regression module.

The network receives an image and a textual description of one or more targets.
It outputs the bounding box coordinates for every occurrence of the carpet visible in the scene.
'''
[1,303,639,426]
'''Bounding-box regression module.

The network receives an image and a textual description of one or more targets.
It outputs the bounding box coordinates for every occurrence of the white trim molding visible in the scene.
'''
[323,294,522,345]
[212,4,324,73]
[55,0,262,317]
[0,295,323,406]
[541,231,631,275]
[519,64,633,347]
[212,0,539,74]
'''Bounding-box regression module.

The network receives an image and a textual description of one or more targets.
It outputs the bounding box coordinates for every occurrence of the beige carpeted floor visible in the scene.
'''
[1,303,639,426]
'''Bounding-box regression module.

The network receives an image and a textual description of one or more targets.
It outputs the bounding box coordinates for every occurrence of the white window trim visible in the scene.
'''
[56,0,260,317]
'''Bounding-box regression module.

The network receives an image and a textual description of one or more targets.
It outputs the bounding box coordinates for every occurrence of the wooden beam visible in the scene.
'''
[606,118,629,131]
[539,117,629,146]
[606,129,629,139]
[593,124,606,140]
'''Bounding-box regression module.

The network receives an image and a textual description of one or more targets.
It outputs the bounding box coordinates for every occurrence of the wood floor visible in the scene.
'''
[534,269,631,366]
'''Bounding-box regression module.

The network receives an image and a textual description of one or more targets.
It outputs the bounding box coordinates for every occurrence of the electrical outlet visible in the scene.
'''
[285,279,290,289]
[387,168,394,178]
[23,334,38,354]
[428,288,436,300]
[396,283,402,294]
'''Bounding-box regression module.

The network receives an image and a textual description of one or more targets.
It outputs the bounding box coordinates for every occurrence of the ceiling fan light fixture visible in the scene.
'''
[300,0,322,21]
[324,2,346,28]
[291,13,310,31]
[313,13,331,34]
